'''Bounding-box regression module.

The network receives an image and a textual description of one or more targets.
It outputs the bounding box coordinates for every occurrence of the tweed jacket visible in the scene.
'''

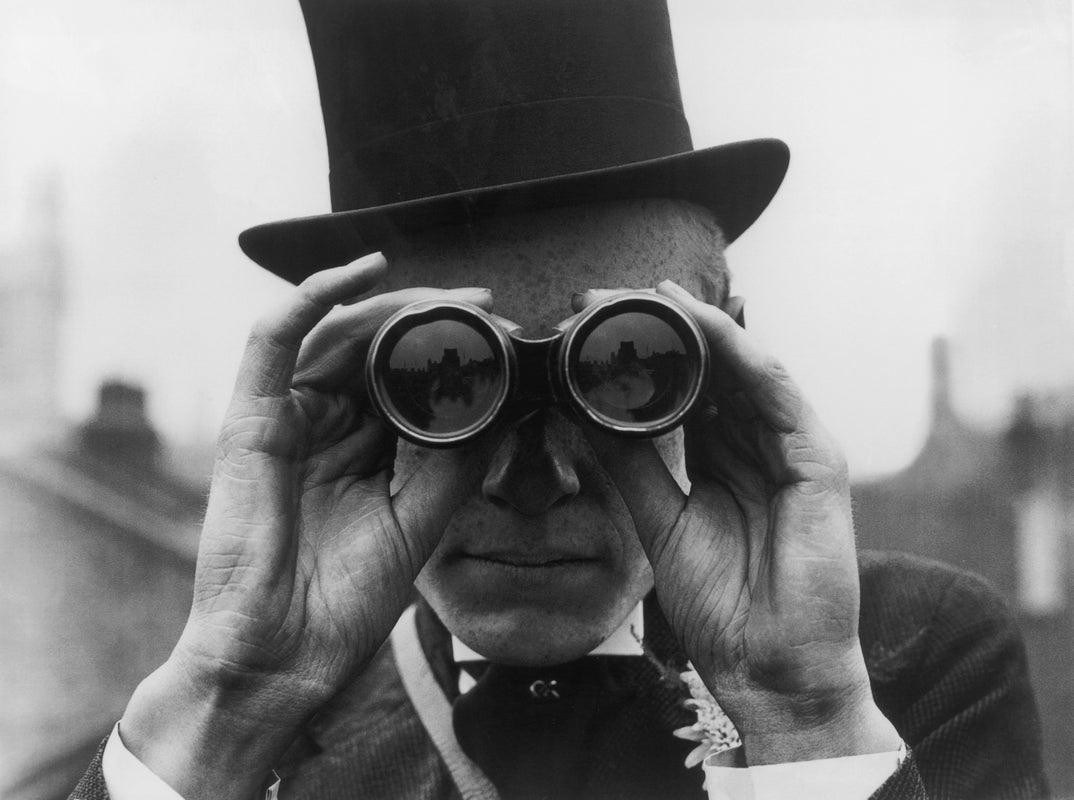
[68,551,1048,800]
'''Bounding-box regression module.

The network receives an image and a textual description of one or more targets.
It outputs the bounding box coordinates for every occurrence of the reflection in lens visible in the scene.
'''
[573,312,696,426]
[382,318,505,436]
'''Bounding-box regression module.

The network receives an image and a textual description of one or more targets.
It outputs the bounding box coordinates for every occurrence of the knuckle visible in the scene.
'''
[760,356,791,387]
[296,269,328,293]
[784,431,848,487]
[295,277,334,314]
[246,314,296,362]
[295,282,322,308]
[214,420,262,462]
[215,405,299,462]
[246,313,292,355]
[247,314,277,345]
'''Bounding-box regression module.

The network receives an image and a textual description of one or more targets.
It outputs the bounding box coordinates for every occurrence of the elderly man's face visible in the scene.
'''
[384,199,728,665]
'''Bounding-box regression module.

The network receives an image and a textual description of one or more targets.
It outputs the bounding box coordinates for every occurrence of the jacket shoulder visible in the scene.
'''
[857,550,1048,799]
[857,549,1014,682]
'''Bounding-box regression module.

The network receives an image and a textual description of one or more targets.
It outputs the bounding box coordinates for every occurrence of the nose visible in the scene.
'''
[482,412,581,516]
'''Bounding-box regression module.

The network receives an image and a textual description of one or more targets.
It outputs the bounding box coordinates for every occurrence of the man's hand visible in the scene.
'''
[574,280,900,766]
[119,253,491,799]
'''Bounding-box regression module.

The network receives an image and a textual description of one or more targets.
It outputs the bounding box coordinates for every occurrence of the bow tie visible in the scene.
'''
[411,599,706,800]
[454,657,670,799]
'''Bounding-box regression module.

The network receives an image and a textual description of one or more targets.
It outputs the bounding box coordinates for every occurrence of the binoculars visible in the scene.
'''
[366,292,710,446]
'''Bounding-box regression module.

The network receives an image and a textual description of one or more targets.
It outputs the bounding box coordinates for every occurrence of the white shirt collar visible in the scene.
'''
[450,601,645,663]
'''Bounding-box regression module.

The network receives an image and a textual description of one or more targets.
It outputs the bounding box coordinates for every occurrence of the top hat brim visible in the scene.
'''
[238,138,789,285]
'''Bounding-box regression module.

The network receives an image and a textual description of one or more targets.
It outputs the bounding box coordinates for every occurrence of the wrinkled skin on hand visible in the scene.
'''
[175,255,494,710]
[575,281,897,763]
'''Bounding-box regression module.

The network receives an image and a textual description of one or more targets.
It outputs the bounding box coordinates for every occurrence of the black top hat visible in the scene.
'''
[239,0,789,284]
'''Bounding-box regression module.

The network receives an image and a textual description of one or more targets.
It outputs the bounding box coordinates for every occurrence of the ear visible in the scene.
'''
[721,295,746,329]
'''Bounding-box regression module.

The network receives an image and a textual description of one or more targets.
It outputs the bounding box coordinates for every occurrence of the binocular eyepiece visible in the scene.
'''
[366,292,709,447]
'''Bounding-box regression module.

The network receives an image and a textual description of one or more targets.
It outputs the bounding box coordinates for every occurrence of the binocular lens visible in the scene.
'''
[370,306,512,443]
[564,299,706,434]
[571,311,696,427]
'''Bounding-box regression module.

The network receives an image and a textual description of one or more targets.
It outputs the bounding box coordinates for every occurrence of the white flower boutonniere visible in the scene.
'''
[673,664,741,768]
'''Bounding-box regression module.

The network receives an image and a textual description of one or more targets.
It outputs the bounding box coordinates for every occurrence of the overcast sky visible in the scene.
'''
[1,0,1071,476]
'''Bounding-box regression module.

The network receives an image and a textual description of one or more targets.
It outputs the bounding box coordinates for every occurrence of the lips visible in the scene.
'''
[466,553,594,568]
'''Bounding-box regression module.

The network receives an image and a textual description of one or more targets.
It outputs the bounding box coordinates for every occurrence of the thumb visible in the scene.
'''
[583,428,687,556]
[390,446,489,571]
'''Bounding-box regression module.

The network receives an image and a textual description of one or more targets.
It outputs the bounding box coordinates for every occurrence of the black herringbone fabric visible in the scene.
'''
[67,738,108,800]
[64,552,1049,800]
[873,753,929,800]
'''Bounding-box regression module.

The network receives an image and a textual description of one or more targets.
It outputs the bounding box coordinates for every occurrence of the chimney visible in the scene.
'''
[1006,393,1046,489]
[0,175,66,440]
[79,380,160,467]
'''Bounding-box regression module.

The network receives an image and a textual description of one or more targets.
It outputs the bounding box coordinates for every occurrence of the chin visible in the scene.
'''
[447,606,616,666]
[419,579,648,667]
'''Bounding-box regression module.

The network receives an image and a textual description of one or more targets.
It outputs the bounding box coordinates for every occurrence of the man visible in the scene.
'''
[70,0,1047,798]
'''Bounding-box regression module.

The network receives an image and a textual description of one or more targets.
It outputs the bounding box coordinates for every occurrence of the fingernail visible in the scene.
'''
[356,250,386,266]
[450,287,492,307]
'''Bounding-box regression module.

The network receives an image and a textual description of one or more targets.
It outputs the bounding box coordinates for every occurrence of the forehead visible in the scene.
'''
[383,199,726,330]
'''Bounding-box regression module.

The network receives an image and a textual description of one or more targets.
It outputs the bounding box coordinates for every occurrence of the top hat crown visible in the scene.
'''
[239,0,789,283]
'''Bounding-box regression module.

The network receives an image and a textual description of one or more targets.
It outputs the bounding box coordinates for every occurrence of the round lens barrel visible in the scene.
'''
[367,301,513,446]
[561,293,708,436]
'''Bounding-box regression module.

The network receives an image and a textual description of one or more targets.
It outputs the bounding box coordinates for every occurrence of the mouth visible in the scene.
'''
[440,544,612,597]
[465,553,596,569]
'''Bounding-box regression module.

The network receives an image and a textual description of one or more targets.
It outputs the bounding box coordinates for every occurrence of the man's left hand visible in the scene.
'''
[574,280,901,766]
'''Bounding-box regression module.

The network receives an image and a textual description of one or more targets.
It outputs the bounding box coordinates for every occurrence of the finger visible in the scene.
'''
[234,253,387,400]
[582,427,688,555]
[487,312,523,336]
[657,279,806,435]
[293,286,493,390]
[570,286,656,313]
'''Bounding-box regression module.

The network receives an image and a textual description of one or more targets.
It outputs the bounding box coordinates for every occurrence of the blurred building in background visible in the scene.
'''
[855,338,1074,796]
[0,184,204,799]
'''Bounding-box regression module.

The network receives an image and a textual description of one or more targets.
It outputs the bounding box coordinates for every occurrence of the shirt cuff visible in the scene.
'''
[102,723,186,800]
[102,723,281,800]
[703,746,905,800]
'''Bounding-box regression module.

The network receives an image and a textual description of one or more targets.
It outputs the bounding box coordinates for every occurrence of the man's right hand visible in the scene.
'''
[117,253,491,800]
